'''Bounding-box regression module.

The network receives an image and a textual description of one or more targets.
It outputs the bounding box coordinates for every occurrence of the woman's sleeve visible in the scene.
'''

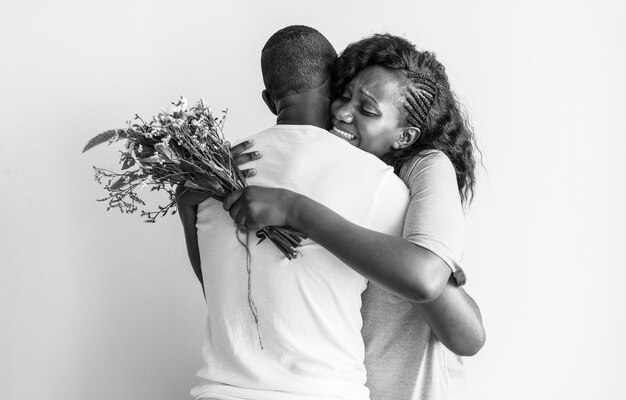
[400,150,467,286]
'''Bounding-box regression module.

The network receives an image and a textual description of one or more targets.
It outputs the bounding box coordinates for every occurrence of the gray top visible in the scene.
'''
[362,150,466,400]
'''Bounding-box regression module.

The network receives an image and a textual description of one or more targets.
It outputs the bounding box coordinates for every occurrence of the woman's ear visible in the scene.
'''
[262,90,278,116]
[396,127,421,149]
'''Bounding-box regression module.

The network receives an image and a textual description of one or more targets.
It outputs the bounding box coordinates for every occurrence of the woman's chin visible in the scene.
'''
[342,137,359,147]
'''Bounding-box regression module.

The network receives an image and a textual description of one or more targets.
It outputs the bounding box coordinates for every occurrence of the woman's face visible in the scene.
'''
[330,65,405,157]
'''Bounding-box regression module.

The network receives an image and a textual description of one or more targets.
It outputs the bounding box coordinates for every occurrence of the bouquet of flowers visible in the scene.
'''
[83,97,305,259]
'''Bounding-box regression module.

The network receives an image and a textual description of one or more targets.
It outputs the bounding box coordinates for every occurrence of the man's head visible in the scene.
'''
[261,25,337,104]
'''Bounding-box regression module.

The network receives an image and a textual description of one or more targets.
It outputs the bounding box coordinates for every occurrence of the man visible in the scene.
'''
[179,25,409,400]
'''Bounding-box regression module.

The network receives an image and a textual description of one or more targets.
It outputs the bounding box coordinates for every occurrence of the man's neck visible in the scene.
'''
[275,92,331,131]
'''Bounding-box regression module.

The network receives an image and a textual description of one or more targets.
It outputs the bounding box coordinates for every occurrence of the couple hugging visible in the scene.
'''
[177,25,485,400]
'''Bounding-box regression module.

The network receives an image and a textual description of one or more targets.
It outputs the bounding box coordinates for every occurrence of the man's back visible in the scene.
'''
[191,125,408,400]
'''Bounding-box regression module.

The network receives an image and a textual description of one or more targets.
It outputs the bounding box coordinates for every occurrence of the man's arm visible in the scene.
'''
[176,185,206,294]
[175,139,261,296]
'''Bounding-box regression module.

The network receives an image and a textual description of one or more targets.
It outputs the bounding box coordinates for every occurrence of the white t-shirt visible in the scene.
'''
[361,150,466,400]
[191,125,409,400]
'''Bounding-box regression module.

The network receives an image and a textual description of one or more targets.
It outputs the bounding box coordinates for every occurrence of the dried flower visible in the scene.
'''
[84,97,306,347]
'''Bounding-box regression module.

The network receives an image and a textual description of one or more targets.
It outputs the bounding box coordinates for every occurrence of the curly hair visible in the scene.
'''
[332,34,480,205]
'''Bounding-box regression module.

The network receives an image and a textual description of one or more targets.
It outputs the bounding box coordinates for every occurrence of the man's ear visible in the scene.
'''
[397,127,421,149]
[262,90,277,116]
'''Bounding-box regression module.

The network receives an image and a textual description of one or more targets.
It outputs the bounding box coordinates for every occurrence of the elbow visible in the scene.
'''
[464,334,486,357]
[408,280,446,303]
[404,268,449,303]
[449,328,486,357]
[401,249,452,303]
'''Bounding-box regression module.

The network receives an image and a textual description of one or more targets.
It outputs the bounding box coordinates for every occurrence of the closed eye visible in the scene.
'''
[360,106,378,116]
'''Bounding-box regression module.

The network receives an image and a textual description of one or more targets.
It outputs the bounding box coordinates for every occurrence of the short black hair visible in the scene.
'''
[261,25,337,100]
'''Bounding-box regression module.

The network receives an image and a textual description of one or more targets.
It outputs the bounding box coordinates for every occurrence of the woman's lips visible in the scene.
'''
[331,126,357,141]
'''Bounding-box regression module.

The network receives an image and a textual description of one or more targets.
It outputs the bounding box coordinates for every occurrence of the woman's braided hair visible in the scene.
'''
[332,34,480,205]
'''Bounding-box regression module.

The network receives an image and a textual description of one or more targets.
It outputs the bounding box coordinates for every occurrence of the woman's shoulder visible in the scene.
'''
[399,149,456,184]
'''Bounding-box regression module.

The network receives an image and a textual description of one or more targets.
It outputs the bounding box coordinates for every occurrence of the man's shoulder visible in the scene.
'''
[252,124,329,138]
[249,124,407,194]
[250,125,379,162]
[246,124,327,152]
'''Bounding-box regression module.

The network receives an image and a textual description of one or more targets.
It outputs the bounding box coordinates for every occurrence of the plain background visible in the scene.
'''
[1,0,625,399]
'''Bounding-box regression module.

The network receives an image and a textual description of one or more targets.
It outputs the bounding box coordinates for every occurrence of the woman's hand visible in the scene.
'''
[176,139,262,206]
[223,186,297,230]
[230,139,262,176]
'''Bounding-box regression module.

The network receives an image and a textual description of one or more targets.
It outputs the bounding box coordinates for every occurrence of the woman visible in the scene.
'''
[223,34,485,399]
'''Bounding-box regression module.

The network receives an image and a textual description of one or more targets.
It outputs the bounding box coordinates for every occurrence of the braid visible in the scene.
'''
[403,73,437,129]
[333,34,480,205]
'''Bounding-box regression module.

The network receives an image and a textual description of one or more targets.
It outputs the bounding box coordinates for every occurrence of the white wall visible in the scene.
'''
[1,1,625,399]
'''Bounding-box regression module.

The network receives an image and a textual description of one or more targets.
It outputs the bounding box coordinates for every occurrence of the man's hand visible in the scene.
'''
[223,186,297,230]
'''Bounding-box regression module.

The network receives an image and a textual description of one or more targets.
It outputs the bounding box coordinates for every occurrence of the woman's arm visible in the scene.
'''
[225,187,450,302]
[224,150,486,355]
[225,186,485,355]
[300,186,488,354]
[416,277,485,356]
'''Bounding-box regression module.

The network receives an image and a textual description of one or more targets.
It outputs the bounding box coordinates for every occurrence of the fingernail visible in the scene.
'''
[248,168,257,176]
[254,151,262,156]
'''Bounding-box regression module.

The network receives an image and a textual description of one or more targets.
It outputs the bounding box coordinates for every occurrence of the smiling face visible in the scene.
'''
[330,65,408,157]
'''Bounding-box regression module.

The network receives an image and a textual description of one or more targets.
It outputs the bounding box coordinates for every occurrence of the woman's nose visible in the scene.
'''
[333,103,353,123]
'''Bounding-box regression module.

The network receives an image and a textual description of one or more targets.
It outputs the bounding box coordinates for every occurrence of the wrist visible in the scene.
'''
[284,191,304,231]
